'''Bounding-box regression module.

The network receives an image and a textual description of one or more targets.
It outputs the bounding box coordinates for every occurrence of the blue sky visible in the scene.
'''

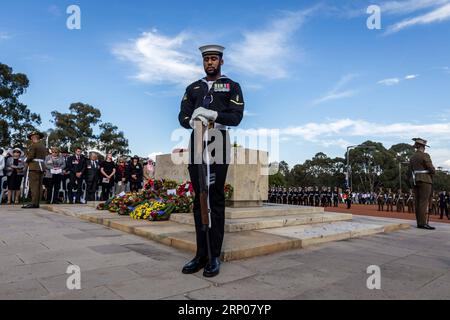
[1,0,450,168]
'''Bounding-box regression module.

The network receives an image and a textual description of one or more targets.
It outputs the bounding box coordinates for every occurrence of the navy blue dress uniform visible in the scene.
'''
[179,45,244,278]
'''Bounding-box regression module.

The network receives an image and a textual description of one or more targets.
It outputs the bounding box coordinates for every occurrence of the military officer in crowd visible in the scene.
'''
[22,131,47,209]
[179,44,244,277]
[408,138,436,230]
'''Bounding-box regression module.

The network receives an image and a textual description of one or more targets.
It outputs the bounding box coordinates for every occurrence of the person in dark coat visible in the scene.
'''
[115,157,128,194]
[85,152,100,201]
[66,147,87,204]
[99,152,116,201]
[128,156,143,192]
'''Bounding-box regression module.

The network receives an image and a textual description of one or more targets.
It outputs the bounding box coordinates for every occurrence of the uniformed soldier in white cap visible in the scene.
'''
[178,44,244,277]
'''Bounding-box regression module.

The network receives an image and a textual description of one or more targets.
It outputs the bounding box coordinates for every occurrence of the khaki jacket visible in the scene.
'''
[409,151,435,184]
[26,142,48,172]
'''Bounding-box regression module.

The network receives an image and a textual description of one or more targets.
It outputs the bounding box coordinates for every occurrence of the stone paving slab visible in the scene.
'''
[0,279,50,300]
[106,271,211,300]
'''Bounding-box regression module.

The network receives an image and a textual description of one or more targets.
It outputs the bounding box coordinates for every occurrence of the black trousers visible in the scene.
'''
[188,128,230,258]
[439,206,449,219]
[48,174,62,202]
[189,163,229,258]
[86,179,98,201]
[346,199,352,209]
[68,174,84,202]
[130,181,142,192]
[101,183,114,201]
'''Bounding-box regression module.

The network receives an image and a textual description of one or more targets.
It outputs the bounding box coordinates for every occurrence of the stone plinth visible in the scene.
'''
[154,148,269,208]
[154,152,190,182]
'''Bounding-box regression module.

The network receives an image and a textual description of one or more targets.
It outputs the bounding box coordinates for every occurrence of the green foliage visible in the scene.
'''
[272,141,450,192]
[48,103,130,155]
[98,123,130,156]
[49,102,102,149]
[0,63,41,147]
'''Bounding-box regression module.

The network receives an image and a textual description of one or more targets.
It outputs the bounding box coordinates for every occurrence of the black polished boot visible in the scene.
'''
[418,224,436,230]
[182,256,208,274]
[22,204,39,209]
[203,257,221,278]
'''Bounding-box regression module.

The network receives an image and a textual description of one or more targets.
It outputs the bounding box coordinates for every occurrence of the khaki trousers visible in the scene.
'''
[414,183,432,226]
[29,171,44,206]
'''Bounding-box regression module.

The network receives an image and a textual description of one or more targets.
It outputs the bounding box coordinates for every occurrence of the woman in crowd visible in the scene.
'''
[5,148,25,204]
[128,156,143,192]
[44,147,66,204]
[115,157,128,195]
[143,159,155,182]
[100,152,116,201]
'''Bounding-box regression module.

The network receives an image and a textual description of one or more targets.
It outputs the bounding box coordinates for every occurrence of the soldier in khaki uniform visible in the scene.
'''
[22,131,47,209]
[408,138,436,230]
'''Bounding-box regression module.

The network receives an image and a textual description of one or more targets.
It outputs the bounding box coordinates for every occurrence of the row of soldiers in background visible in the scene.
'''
[429,191,449,220]
[0,144,155,205]
[376,188,450,219]
[268,186,340,207]
[376,189,416,213]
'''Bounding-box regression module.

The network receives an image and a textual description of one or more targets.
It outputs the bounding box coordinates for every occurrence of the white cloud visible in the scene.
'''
[228,8,316,79]
[244,110,258,117]
[428,148,450,169]
[444,159,450,168]
[241,119,450,166]
[380,0,449,15]
[386,2,450,34]
[148,152,163,161]
[312,74,358,105]
[112,30,203,86]
[405,74,419,80]
[378,78,401,86]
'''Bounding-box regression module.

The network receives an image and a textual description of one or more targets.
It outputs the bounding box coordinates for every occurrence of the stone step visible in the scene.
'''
[40,204,410,261]
[225,204,324,219]
[170,212,352,233]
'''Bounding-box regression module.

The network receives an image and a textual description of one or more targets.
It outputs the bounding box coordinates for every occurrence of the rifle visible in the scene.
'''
[21,166,30,206]
[194,119,212,266]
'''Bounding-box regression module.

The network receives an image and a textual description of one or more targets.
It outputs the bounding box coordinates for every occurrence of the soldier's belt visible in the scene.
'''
[33,159,45,171]
[414,170,430,174]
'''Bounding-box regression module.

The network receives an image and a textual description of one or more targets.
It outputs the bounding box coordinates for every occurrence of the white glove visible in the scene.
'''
[192,107,218,121]
[189,115,208,129]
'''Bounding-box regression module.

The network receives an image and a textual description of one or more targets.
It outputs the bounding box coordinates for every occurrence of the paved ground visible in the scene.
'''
[1,204,450,300]
[326,204,450,224]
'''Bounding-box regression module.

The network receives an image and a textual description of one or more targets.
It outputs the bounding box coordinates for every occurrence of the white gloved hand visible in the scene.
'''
[189,115,208,129]
[192,107,218,121]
